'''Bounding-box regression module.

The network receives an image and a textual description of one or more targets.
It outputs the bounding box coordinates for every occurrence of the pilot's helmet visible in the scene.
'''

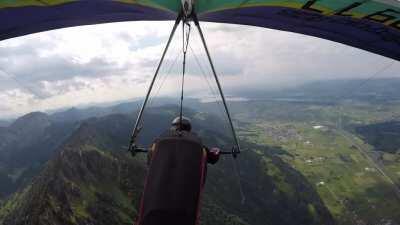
[172,116,192,132]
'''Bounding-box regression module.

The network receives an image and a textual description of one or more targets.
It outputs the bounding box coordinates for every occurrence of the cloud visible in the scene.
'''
[0,21,398,118]
[195,23,400,90]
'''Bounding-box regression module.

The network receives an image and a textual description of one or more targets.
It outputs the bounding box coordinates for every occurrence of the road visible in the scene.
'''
[335,129,400,200]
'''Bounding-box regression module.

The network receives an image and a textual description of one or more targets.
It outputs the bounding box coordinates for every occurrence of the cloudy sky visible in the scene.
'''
[0,21,399,119]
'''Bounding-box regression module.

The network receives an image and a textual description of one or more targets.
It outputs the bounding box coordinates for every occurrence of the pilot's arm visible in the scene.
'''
[147,143,156,165]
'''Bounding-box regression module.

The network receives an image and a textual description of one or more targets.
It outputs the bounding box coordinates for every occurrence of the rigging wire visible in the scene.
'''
[335,60,396,129]
[231,151,246,204]
[332,60,400,198]
[189,42,253,153]
[193,17,246,204]
[190,41,247,205]
[179,21,191,128]
[193,17,241,155]
[137,51,181,146]
[0,68,45,99]
[188,44,232,137]
[129,14,182,153]
[189,42,253,154]
[148,50,182,108]
[337,60,396,101]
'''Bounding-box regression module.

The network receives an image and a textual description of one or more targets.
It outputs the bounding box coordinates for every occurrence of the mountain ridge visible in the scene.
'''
[0,110,335,225]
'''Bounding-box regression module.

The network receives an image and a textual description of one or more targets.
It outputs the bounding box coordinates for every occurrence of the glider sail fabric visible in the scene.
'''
[0,1,177,41]
[0,0,400,60]
[197,0,400,61]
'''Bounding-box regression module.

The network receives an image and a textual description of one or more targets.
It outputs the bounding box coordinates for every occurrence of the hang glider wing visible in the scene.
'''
[197,0,400,61]
[1,0,400,60]
[0,1,179,40]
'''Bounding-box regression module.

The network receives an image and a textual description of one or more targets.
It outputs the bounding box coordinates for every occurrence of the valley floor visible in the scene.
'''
[235,101,400,225]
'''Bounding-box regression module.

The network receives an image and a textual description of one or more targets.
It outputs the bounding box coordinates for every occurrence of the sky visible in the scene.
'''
[0,21,399,119]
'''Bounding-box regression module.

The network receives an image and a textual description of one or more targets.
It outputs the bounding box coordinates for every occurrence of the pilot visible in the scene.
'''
[137,116,220,225]
[147,116,221,165]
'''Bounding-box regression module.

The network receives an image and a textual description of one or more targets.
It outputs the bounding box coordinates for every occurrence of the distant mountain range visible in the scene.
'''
[0,100,171,200]
[234,78,400,103]
[49,100,141,123]
[0,105,334,225]
[3,78,400,124]
[0,120,11,127]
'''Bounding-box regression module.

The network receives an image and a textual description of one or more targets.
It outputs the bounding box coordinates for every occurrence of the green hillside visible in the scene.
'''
[0,111,334,225]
